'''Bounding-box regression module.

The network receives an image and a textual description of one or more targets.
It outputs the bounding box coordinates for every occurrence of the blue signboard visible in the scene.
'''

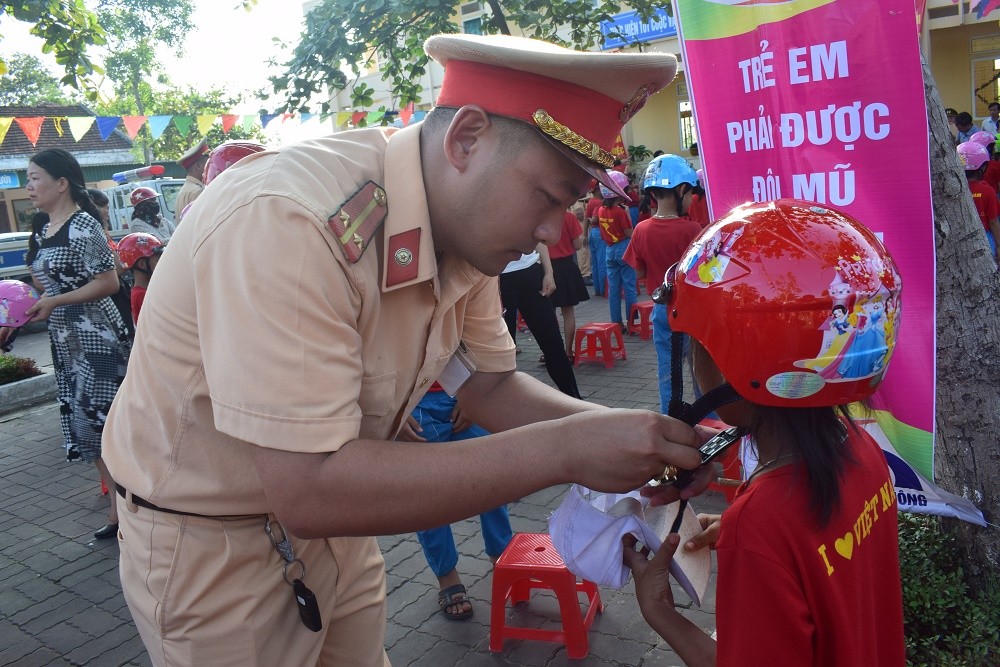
[0,172,20,189]
[601,9,677,50]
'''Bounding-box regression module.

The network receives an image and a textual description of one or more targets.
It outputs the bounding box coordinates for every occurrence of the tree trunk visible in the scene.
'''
[923,56,1000,581]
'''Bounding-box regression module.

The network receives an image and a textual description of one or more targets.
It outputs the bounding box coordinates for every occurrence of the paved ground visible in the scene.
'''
[0,290,727,666]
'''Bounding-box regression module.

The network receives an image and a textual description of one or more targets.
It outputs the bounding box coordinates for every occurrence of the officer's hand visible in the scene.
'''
[558,409,702,493]
[640,463,717,507]
[396,415,427,442]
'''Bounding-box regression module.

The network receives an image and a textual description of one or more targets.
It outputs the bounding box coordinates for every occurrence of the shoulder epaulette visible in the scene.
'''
[326,180,388,263]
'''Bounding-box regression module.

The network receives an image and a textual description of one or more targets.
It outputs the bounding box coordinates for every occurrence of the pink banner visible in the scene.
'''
[674,1,980,522]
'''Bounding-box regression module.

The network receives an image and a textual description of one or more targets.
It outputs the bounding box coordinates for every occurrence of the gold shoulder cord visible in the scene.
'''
[532,109,614,169]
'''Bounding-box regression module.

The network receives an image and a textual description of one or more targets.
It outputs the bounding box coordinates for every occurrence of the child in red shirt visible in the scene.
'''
[958,140,1000,260]
[549,209,590,358]
[623,155,703,413]
[584,183,607,296]
[597,170,637,331]
[117,233,165,324]
[625,200,906,667]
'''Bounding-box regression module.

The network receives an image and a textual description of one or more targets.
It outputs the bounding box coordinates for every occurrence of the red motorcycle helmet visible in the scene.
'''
[129,187,159,207]
[204,141,266,185]
[118,233,164,269]
[663,199,902,408]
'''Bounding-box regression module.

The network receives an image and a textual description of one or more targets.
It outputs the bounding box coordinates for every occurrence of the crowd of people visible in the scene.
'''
[0,32,911,667]
[949,105,1000,260]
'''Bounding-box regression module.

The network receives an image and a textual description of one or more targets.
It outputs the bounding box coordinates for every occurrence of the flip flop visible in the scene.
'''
[437,583,474,621]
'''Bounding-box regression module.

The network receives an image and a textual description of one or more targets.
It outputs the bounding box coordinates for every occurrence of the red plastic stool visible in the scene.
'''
[573,322,626,368]
[628,301,655,340]
[516,312,529,333]
[100,479,108,496]
[490,533,603,659]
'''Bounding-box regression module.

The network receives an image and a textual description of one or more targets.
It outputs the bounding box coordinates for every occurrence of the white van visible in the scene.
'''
[105,178,185,234]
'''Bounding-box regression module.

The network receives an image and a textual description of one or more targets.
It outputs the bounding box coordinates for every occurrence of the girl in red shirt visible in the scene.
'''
[625,200,906,667]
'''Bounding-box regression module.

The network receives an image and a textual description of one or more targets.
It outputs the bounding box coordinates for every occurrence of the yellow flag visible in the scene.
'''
[196,114,217,135]
[0,117,13,146]
[335,112,352,127]
[67,117,96,142]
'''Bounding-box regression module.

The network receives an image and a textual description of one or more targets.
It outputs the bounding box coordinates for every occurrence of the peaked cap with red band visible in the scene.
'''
[424,34,677,198]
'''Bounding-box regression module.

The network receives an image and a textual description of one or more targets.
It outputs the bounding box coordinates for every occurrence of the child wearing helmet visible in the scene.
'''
[623,155,703,413]
[128,187,175,242]
[118,233,165,323]
[967,130,1000,194]
[624,200,906,666]
[597,169,638,331]
[957,141,1000,259]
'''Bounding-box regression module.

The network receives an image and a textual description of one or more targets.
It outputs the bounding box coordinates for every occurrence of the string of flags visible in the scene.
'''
[0,103,428,147]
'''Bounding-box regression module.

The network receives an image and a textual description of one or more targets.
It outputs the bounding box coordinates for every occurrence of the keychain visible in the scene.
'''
[265,518,323,632]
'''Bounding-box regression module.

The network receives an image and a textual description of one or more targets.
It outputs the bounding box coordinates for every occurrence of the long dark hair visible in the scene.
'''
[24,212,49,266]
[745,403,861,528]
[29,149,102,223]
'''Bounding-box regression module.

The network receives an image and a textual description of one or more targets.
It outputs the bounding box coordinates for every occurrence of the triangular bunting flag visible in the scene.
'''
[300,113,315,124]
[260,113,279,128]
[0,117,14,146]
[148,115,172,140]
[365,111,385,126]
[412,110,428,123]
[173,116,193,137]
[281,113,293,124]
[96,116,121,141]
[67,116,95,142]
[351,112,366,126]
[399,102,414,126]
[52,117,65,137]
[196,114,216,135]
[221,114,239,134]
[15,117,45,146]
[242,115,257,132]
[122,115,147,140]
[612,133,626,159]
[335,112,352,127]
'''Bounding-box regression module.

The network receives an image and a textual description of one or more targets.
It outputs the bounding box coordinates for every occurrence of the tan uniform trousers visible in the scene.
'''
[576,244,591,278]
[117,496,390,667]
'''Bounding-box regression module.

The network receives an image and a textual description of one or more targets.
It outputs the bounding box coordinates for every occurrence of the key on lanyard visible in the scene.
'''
[265,518,323,632]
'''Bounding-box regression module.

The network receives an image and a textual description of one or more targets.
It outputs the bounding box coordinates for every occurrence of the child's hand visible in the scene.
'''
[640,463,717,507]
[623,533,679,622]
[395,415,427,442]
[683,513,722,553]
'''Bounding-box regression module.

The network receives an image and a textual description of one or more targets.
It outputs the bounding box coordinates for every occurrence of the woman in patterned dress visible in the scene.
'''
[23,149,131,539]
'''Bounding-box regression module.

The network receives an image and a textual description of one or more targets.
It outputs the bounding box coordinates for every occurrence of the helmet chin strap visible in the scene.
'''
[665,331,742,427]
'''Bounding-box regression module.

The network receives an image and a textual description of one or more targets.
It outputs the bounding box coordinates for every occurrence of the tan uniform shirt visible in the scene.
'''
[104,124,516,516]
[174,174,205,215]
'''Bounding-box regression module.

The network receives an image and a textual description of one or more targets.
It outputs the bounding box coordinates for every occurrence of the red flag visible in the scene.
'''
[399,102,415,126]
[220,114,239,134]
[351,112,366,126]
[612,133,626,159]
[15,117,45,146]
[122,116,147,139]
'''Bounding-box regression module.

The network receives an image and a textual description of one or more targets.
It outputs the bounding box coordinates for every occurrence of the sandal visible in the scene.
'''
[438,583,474,621]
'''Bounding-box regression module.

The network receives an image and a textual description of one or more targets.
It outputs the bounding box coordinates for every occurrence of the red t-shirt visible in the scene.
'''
[969,179,999,231]
[585,197,602,227]
[623,216,703,295]
[715,428,905,667]
[550,211,584,259]
[130,285,147,325]
[983,160,1000,193]
[597,205,632,245]
[688,193,710,227]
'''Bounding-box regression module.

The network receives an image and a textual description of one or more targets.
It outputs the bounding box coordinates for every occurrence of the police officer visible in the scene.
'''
[174,137,210,214]
[104,34,710,666]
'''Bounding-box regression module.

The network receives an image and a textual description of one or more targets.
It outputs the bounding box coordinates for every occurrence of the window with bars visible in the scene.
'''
[679,100,696,151]
[972,56,1000,118]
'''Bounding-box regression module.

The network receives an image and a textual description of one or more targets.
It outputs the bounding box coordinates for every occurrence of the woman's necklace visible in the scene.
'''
[46,207,79,234]
[746,452,797,484]
[651,214,678,220]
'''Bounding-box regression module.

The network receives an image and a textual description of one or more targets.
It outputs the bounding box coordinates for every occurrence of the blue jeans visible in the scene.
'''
[588,227,607,296]
[412,392,512,577]
[606,240,637,327]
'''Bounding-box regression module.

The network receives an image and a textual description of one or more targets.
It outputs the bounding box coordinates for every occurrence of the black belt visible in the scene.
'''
[115,484,260,520]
